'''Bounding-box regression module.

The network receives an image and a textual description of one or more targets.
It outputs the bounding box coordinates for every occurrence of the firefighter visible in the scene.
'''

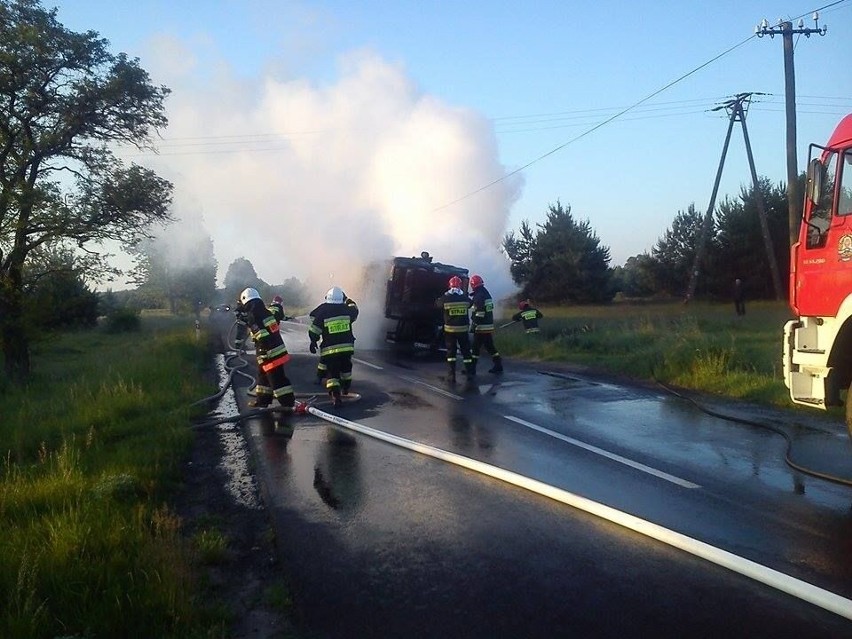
[269,295,293,323]
[237,287,295,408]
[469,274,503,374]
[436,275,474,382]
[308,286,359,408]
[512,300,544,334]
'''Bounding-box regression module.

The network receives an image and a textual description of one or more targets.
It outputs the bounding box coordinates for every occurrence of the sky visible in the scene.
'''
[47,0,852,306]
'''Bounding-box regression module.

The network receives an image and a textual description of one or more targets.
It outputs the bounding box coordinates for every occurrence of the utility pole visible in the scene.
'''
[755,13,827,246]
[685,94,783,302]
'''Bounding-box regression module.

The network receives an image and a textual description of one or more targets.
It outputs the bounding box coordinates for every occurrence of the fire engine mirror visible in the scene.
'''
[806,157,824,205]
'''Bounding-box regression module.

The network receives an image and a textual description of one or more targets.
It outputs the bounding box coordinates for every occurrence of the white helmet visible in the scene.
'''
[325,286,345,304]
[240,287,261,305]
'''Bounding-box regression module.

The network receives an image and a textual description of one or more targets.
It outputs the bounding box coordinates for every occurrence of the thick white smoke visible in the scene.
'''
[141,40,522,346]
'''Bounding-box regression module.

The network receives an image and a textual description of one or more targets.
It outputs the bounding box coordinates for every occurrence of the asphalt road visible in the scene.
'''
[214,315,852,638]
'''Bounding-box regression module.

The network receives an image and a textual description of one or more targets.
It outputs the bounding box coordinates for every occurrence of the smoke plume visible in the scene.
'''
[139,40,522,346]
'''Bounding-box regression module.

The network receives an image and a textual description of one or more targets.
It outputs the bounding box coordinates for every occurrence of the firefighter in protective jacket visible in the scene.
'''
[238,287,295,408]
[309,287,359,408]
[269,295,293,323]
[469,274,503,374]
[512,300,544,334]
[436,275,474,382]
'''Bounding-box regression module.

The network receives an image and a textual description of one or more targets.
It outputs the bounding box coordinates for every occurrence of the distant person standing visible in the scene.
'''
[512,300,544,334]
[469,274,503,374]
[436,275,474,383]
[733,279,746,316]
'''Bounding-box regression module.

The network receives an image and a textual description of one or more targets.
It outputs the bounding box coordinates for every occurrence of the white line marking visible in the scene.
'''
[399,375,463,400]
[353,357,383,370]
[305,406,852,622]
[504,414,700,489]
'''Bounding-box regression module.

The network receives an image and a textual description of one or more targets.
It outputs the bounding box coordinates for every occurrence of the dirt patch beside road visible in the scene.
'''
[173,412,298,639]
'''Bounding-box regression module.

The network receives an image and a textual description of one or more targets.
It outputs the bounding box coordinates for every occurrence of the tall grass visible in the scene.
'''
[496,299,822,412]
[0,318,222,638]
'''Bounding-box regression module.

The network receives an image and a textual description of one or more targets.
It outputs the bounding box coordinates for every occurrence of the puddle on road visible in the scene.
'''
[212,354,262,510]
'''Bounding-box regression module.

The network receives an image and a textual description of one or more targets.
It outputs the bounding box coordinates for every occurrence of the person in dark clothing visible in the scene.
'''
[436,275,474,382]
[468,274,503,374]
[308,286,359,408]
[237,287,295,408]
[269,295,293,323]
[512,300,544,334]
[733,279,746,316]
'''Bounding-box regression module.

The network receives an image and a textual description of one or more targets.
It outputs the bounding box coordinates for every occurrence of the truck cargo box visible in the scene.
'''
[383,253,469,353]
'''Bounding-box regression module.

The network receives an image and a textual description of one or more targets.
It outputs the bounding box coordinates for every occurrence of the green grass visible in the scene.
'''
[496,299,841,420]
[0,317,223,639]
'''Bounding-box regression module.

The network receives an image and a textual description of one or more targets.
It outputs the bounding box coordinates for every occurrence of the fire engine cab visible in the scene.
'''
[783,114,852,437]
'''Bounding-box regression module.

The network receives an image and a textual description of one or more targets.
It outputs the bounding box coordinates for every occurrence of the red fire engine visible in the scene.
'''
[783,114,852,437]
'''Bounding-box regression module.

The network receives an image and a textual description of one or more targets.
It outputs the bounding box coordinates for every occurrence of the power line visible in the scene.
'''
[431,1,850,213]
[430,33,758,213]
[118,94,848,152]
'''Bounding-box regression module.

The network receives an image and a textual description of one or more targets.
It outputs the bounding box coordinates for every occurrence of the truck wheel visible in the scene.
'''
[846,381,852,440]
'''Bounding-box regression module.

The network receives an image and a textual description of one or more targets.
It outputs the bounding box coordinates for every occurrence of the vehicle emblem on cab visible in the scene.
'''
[839,234,852,261]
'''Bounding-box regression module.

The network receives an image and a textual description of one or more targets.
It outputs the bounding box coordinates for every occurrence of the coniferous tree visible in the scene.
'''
[503,201,612,303]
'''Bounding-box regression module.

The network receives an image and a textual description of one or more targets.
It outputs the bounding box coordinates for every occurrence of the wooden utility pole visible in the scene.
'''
[685,94,783,301]
[755,14,827,246]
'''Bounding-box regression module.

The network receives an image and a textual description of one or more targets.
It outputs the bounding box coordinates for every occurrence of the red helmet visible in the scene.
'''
[272,295,283,304]
[448,276,462,289]
[470,274,484,289]
[518,299,530,310]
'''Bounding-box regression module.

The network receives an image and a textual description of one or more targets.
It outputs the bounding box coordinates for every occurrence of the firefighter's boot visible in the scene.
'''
[447,366,456,383]
[331,390,343,408]
[489,356,504,375]
[248,396,271,408]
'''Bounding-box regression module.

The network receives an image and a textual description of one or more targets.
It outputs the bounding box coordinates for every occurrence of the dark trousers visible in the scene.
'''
[324,352,353,396]
[256,361,295,406]
[472,331,499,358]
[444,331,473,374]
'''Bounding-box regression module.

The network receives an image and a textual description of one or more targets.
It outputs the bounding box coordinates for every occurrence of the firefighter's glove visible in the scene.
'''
[309,342,318,354]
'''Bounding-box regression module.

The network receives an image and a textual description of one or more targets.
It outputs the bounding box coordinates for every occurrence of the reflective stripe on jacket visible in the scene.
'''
[437,289,471,333]
[470,285,495,333]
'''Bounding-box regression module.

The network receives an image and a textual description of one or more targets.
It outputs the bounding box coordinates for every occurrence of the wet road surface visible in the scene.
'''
[213,317,852,638]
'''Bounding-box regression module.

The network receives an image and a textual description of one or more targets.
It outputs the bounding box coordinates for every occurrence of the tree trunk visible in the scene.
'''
[1,313,30,383]
[1,267,31,383]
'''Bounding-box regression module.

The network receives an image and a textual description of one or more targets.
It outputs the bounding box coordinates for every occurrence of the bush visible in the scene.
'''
[103,309,141,333]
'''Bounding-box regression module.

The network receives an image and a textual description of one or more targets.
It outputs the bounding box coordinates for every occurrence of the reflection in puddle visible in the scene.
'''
[213,355,262,509]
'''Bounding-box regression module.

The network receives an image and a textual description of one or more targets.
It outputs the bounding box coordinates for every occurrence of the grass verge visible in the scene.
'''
[0,317,223,638]
[496,299,844,422]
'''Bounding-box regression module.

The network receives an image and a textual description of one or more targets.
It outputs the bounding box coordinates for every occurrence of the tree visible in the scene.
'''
[503,201,612,303]
[712,178,790,300]
[128,226,217,314]
[650,204,707,296]
[0,0,173,382]
[223,257,266,302]
[22,243,99,328]
[610,253,657,298]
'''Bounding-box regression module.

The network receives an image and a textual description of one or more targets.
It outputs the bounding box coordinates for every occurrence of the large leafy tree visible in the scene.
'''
[128,228,217,314]
[223,257,266,302]
[0,0,173,381]
[503,201,612,303]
